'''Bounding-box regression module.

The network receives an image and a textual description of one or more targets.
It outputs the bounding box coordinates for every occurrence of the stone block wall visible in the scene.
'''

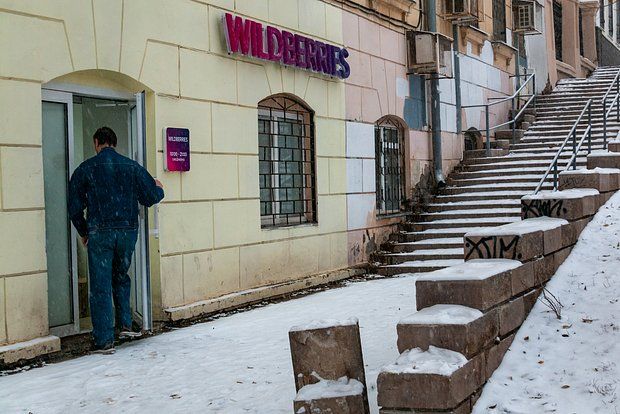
[375,180,612,413]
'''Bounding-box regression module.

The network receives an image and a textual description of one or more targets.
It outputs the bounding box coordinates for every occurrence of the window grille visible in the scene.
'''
[493,0,507,42]
[375,118,405,216]
[553,1,563,61]
[609,0,614,38]
[579,9,584,57]
[258,96,316,228]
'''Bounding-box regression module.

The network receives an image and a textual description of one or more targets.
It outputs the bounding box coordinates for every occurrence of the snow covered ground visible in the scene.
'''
[474,194,620,414]
[0,274,419,413]
[2,196,620,414]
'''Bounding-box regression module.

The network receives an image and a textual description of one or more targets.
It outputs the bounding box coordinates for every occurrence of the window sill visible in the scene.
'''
[376,211,409,220]
[261,222,318,231]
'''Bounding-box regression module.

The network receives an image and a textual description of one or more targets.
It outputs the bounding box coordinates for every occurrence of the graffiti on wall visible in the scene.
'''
[464,235,523,261]
[521,199,566,219]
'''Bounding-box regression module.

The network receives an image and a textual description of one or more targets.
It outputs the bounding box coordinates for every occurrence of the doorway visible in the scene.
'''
[42,87,152,338]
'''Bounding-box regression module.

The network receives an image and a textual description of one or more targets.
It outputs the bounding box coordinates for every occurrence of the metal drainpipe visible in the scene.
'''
[427,0,445,185]
[453,24,462,138]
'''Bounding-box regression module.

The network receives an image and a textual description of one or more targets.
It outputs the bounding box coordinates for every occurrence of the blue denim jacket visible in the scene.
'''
[68,147,164,237]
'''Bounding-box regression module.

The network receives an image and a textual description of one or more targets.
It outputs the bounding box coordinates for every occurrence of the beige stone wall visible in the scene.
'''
[0,0,350,343]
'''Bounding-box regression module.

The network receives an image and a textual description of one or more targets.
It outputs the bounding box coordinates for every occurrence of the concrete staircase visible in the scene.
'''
[376,66,620,275]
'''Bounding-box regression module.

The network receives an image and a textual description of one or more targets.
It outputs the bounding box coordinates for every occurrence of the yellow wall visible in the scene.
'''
[0,0,348,344]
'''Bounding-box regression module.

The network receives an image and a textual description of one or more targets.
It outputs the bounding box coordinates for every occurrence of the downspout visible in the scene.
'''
[453,24,462,137]
[427,0,445,185]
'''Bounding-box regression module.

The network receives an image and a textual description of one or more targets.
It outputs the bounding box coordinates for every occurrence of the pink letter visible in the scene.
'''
[306,39,318,71]
[282,31,296,65]
[315,42,329,74]
[295,34,308,69]
[267,26,283,61]
[251,21,270,59]
[224,13,251,55]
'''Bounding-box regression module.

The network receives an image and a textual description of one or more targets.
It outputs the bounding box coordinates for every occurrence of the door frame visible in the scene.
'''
[42,84,153,336]
[42,89,81,338]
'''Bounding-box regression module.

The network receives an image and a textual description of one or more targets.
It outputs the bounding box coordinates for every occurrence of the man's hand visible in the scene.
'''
[155,179,164,189]
[81,236,88,246]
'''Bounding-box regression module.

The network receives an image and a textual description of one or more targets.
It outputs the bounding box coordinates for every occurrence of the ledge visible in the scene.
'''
[491,41,517,67]
[0,335,60,365]
[556,60,577,78]
[459,25,489,55]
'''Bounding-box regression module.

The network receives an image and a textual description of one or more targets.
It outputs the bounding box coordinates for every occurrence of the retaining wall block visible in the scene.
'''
[294,391,366,414]
[587,152,620,169]
[523,288,542,313]
[533,254,555,285]
[288,319,370,413]
[510,261,536,296]
[561,217,590,247]
[416,260,519,312]
[608,141,620,153]
[559,169,620,193]
[484,333,516,379]
[497,296,526,337]
[521,190,599,221]
[377,351,485,411]
[397,305,499,359]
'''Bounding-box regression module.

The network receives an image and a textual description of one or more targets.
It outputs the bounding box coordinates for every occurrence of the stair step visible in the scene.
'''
[406,217,520,231]
[382,248,464,264]
[377,259,465,276]
[390,238,464,252]
[425,200,521,212]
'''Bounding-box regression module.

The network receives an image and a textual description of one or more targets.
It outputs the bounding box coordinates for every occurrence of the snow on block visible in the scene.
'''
[377,346,484,411]
[415,259,519,311]
[465,217,568,260]
[288,319,370,413]
[559,167,620,193]
[293,377,366,414]
[587,150,620,169]
[397,305,498,359]
[608,139,620,153]
[522,189,599,221]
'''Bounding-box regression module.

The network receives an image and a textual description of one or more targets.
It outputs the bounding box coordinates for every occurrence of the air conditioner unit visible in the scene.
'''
[513,0,543,35]
[406,31,454,78]
[442,0,481,23]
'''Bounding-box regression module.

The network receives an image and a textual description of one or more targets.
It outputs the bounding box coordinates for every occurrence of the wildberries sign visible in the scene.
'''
[223,13,351,79]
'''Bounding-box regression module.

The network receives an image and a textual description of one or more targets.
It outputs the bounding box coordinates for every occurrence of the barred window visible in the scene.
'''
[553,1,563,61]
[258,95,316,228]
[492,0,507,42]
[375,118,405,216]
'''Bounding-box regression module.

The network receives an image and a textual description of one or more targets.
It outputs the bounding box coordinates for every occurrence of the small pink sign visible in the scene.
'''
[164,127,190,172]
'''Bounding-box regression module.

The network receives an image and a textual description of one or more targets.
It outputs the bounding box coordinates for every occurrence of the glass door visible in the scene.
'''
[42,90,79,337]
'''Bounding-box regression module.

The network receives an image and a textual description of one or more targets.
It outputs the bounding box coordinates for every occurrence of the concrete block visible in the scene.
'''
[212,104,258,154]
[294,379,367,414]
[587,151,620,169]
[289,319,369,412]
[561,217,591,247]
[159,255,184,309]
[0,211,46,276]
[155,96,212,153]
[523,288,542,313]
[183,247,240,304]
[0,279,4,344]
[608,140,620,153]
[316,118,346,158]
[416,260,520,312]
[521,189,599,221]
[0,147,44,209]
[0,79,42,145]
[465,218,567,262]
[377,349,484,411]
[533,255,555,285]
[553,246,573,271]
[498,296,526,336]
[397,305,498,359]
[181,154,239,201]
[158,202,214,255]
[510,261,536,296]
[484,333,515,379]
[180,50,237,103]
[0,335,60,365]
[140,42,179,96]
[559,168,620,193]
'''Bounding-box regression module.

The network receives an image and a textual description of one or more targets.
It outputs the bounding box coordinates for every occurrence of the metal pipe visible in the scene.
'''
[572,128,577,170]
[486,106,491,156]
[453,24,462,136]
[511,98,516,145]
[588,103,592,153]
[427,0,444,185]
[553,159,558,190]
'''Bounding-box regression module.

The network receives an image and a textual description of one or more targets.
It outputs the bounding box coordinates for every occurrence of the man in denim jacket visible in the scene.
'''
[68,127,164,353]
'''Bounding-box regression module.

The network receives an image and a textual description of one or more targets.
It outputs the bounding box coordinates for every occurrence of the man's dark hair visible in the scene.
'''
[93,127,118,147]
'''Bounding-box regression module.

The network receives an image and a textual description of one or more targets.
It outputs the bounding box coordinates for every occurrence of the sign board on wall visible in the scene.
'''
[222,12,351,79]
[163,127,190,172]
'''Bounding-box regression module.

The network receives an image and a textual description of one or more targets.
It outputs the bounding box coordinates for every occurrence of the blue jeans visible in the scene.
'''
[87,229,138,347]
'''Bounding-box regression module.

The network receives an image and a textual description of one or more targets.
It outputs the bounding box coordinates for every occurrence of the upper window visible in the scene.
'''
[553,1,563,61]
[375,117,406,216]
[258,95,316,228]
[492,0,507,42]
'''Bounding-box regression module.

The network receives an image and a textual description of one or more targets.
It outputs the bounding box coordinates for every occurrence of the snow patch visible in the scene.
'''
[400,304,483,325]
[381,346,468,376]
[289,317,359,332]
[465,217,568,237]
[417,259,522,282]
[294,376,364,401]
[522,188,599,200]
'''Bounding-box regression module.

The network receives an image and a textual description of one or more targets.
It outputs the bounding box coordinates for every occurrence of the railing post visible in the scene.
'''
[511,98,516,145]
[485,105,490,157]
[572,127,577,170]
[553,159,558,191]
[588,102,592,154]
[604,99,608,148]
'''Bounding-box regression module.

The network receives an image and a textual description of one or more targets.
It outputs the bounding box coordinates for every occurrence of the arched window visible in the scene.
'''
[258,95,316,228]
[375,117,405,215]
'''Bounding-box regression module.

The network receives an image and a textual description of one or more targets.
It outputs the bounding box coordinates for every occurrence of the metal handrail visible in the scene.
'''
[564,125,593,170]
[533,99,593,194]
[462,73,536,156]
[602,72,620,148]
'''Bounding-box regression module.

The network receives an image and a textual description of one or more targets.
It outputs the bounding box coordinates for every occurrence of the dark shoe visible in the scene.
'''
[119,326,142,339]
[93,343,116,355]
